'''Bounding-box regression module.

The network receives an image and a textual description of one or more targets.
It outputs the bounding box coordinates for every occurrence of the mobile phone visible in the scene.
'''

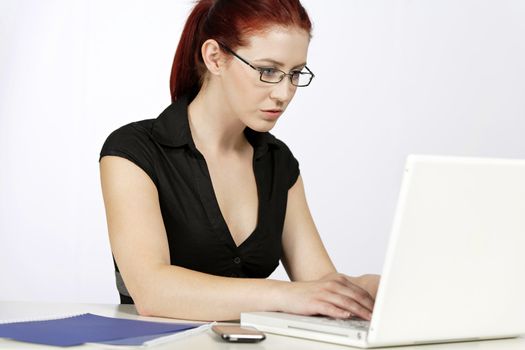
[212,325,266,343]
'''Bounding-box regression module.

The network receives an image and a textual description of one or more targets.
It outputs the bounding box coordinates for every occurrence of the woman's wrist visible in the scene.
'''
[259,279,288,312]
[352,274,380,299]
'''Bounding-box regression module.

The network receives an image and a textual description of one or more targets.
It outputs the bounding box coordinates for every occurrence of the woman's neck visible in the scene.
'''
[187,88,249,156]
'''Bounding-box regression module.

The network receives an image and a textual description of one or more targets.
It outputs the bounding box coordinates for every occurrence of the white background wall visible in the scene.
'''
[1,0,524,303]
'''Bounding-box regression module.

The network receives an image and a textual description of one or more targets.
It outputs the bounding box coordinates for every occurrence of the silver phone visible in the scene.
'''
[212,325,266,342]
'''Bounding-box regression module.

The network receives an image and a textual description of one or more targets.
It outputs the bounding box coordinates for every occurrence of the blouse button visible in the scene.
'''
[233,257,241,264]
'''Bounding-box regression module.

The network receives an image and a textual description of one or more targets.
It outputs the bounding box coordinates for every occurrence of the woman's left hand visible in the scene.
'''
[353,274,381,300]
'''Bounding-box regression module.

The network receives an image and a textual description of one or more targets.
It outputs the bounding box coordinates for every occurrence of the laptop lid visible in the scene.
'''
[368,155,525,346]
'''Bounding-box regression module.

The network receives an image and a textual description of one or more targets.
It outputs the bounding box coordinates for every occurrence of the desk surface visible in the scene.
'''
[1,301,524,350]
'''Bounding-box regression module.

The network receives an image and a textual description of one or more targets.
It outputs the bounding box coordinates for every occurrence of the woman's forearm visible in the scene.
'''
[132,265,286,321]
[131,265,378,321]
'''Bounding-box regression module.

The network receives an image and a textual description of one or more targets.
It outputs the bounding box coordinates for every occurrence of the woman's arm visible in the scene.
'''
[100,156,375,321]
[281,175,337,281]
[100,156,285,320]
[281,175,381,300]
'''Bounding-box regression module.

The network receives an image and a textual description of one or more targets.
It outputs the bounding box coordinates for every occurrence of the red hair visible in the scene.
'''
[169,0,312,102]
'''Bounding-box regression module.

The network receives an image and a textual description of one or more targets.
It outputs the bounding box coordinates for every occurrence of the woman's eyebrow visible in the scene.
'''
[254,58,307,69]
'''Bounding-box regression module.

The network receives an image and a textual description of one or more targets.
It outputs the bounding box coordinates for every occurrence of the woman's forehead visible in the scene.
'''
[238,26,310,65]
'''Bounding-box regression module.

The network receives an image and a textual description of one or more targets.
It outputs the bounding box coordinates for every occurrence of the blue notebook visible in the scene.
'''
[0,313,201,347]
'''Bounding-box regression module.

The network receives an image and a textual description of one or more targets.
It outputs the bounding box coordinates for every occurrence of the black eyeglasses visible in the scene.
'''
[219,43,315,87]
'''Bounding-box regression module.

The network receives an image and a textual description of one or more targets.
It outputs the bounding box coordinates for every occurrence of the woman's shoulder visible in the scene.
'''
[271,136,294,154]
[99,118,160,184]
[263,132,298,163]
[100,115,164,158]
[245,127,295,156]
[249,130,300,188]
[99,117,158,162]
[102,119,155,147]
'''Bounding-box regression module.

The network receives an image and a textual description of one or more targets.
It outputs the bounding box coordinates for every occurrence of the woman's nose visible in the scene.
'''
[269,77,296,103]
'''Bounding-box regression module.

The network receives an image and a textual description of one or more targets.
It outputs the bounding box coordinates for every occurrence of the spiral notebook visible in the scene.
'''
[0,313,206,347]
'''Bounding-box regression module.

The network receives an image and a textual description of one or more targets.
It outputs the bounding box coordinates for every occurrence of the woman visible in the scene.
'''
[100,0,379,321]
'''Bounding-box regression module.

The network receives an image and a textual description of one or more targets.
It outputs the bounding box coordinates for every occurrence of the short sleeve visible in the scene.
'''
[287,151,300,189]
[99,122,158,186]
[273,139,300,189]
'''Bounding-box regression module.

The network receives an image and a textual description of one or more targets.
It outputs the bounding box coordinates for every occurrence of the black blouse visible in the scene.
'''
[100,96,300,303]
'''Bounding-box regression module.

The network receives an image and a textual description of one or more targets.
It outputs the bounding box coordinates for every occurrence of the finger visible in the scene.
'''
[336,277,375,312]
[322,292,372,320]
[318,276,374,313]
[347,284,375,312]
[328,280,374,313]
[346,300,372,320]
[312,301,353,320]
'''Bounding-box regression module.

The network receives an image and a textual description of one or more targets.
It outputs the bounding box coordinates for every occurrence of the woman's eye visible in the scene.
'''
[260,68,278,76]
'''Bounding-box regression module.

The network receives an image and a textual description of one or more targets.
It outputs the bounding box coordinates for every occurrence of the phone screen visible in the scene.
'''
[212,325,266,342]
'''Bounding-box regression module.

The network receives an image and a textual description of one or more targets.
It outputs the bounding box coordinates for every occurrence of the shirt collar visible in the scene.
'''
[152,95,194,148]
[243,127,279,159]
[151,96,280,159]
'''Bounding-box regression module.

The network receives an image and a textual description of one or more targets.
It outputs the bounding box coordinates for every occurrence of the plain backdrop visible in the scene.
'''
[1,0,524,303]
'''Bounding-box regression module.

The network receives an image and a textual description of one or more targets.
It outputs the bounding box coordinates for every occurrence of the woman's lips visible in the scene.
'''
[261,109,283,120]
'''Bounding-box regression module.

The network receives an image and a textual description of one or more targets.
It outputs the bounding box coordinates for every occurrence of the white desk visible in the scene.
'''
[1,301,524,350]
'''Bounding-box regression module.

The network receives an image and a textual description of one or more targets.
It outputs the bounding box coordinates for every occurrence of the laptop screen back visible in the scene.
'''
[368,155,525,346]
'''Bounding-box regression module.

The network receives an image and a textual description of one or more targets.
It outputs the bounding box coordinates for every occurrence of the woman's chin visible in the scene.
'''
[248,118,279,133]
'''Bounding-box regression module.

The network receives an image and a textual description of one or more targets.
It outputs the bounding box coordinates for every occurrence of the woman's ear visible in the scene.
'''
[201,39,226,76]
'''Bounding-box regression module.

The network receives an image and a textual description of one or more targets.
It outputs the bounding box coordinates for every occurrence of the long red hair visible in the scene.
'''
[169,0,312,102]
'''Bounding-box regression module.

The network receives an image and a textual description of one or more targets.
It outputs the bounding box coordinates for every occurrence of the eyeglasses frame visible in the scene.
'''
[218,43,315,87]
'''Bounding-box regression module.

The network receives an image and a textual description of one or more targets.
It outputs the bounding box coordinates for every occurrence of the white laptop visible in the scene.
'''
[241,155,525,348]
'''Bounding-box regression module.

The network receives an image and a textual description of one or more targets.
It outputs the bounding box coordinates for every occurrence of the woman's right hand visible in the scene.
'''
[277,273,375,320]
